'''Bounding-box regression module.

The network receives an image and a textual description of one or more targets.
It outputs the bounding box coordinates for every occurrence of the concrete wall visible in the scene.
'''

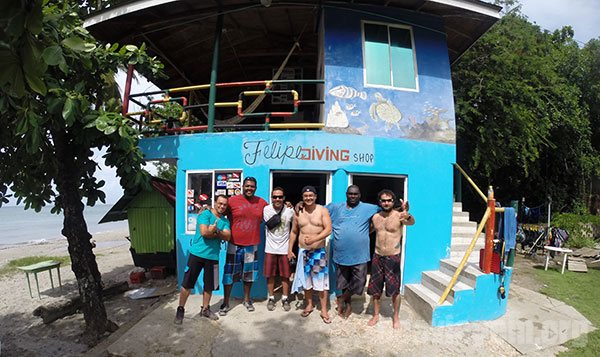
[140,131,455,297]
[323,5,456,143]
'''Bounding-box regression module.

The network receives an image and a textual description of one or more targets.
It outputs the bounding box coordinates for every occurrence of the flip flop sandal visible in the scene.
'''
[320,314,332,324]
[301,309,314,317]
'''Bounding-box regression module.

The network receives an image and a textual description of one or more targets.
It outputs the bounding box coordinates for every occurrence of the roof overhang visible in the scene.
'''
[84,0,501,89]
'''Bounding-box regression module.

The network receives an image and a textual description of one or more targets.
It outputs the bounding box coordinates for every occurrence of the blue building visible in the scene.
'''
[86,0,509,326]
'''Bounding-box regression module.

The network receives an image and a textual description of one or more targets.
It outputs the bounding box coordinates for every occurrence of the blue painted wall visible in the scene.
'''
[323,6,456,143]
[140,131,455,298]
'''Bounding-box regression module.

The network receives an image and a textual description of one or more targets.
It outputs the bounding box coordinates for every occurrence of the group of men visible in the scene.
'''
[174,176,415,329]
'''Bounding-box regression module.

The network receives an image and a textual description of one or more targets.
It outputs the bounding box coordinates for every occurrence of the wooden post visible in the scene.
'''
[484,186,496,274]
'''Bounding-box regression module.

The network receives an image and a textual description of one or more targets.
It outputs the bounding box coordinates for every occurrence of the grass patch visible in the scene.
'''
[0,255,71,276]
[534,268,600,355]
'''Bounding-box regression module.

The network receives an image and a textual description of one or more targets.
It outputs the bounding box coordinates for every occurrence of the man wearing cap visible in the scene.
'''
[220,177,268,315]
[289,185,333,324]
[326,185,380,318]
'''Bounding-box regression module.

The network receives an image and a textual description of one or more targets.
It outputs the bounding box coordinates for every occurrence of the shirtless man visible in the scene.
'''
[367,189,415,329]
[288,186,333,324]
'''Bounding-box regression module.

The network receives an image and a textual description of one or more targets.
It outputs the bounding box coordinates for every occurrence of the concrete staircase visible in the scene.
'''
[450,202,484,263]
[404,202,508,326]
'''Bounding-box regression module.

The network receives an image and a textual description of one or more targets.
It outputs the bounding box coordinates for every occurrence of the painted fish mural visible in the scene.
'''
[326,101,349,128]
[369,93,402,130]
[329,85,367,100]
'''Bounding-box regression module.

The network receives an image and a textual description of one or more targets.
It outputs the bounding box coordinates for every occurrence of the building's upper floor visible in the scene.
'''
[85,0,500,144]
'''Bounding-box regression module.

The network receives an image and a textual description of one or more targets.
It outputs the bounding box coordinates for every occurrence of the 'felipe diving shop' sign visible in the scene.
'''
[242,137,374,167]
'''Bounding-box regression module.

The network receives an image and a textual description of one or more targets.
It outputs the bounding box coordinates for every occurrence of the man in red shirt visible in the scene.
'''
[219,177,268,315]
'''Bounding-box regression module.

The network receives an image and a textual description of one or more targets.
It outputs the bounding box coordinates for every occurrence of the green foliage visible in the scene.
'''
[0,0,164,213]
[552,213,600,248]
[453,11,600,212]
[534,268,600,355]
[0,255,71,276]
[155,162,177,182]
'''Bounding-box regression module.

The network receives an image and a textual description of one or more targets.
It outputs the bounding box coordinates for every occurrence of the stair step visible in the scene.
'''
[452,213,471,223]
[453,202,462,210]
[451,220,476,228]
[422,270,471,303]
[450,243,485,252]
[439,259,484,287]
[451,237,484,245]
[405,283,451,324]
[452,231,485,239]
[452,225,477,234]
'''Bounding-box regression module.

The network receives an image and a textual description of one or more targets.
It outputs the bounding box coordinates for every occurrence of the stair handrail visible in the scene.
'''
[438,164,506,305]
[454,163,487,204]
[438,207,490,305]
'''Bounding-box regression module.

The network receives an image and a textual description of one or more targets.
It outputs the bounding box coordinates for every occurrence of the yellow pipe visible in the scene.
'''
[269,123,325,129]
[169,84,211,93]
[125,111,145,116]
[214,102,239,107]
[438,207,491,305]
[454,163,487,203]
[243,90,267,96]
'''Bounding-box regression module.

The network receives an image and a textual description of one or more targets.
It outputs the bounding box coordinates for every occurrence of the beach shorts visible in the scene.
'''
[291,247,329,292]
[181,254,219,291]
[335,263,368,296]
[367,253,401,297]
[263,252,291,278]
[223,243,258,285]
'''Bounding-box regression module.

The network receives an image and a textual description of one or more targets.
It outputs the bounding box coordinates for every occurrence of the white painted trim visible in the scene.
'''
[428,0,501,19]
[83,0,180,28]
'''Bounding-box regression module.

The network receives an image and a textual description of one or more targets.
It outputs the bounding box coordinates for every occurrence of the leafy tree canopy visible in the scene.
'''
[0,0,164,344]
[453,9,600,212]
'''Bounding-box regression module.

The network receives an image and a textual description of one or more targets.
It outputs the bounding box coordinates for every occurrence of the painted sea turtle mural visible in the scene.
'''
[369,92,403,131]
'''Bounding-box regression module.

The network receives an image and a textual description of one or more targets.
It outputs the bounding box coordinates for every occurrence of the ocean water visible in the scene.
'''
[0,204,128,246]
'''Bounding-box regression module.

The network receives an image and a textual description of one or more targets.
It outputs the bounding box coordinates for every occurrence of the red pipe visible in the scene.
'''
[122,64,134,116]
[484,188,496,274]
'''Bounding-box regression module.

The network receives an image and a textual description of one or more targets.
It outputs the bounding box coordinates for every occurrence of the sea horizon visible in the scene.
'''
[0,204,128,247]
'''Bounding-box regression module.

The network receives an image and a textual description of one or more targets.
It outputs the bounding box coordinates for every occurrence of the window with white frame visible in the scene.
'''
[362,22,418,90]
[185,170,242,234]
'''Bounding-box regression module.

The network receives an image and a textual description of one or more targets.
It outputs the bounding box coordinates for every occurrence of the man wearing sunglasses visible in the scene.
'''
[220,177,268,315]
[367,189,414,329]
[327,185,380,319]
[263,187,294,311]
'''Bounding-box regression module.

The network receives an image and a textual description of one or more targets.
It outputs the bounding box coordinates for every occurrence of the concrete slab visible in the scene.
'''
[481,285,595,355]
[101,284,594,356]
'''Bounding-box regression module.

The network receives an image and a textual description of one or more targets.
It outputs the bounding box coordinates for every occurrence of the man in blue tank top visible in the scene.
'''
[326,185,379,318]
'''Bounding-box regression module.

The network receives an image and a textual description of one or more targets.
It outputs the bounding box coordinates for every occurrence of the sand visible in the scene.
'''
[0,228,176,356]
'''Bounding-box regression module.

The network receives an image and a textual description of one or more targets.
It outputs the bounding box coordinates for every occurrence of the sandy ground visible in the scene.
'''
[0,234,588,357]
[0,228,176,356]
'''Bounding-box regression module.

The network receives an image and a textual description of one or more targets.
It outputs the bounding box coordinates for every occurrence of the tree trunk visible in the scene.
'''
[52,128,113,345]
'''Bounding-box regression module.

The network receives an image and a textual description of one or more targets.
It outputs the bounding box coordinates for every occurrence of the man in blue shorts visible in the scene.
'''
[327,185,380,318]
[175,195,231,324]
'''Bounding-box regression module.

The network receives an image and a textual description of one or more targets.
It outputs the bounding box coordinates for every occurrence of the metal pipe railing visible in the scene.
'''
[438,207,491,304]
[438,164,506,304]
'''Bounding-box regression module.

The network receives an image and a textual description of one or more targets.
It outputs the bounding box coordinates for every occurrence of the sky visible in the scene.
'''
[4,1,599,206]
[518,0,600,44]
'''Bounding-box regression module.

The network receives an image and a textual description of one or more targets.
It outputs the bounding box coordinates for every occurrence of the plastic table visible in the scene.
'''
[18,260,62,298]
[543,246,573,274]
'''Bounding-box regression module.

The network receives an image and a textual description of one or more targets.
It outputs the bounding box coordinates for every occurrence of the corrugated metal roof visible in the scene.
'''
[99,176,175,223]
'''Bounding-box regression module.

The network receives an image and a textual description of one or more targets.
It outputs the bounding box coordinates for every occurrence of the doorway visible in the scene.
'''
[350,174,408,289]
[271,171,331,206]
